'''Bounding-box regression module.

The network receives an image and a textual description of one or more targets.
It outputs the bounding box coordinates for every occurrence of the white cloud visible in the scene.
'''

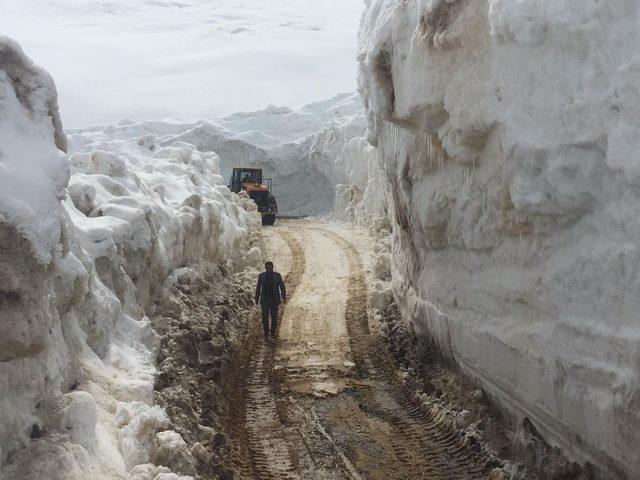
[1,0,363,127]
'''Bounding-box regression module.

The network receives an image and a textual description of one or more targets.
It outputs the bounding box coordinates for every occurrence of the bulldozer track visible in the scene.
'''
[225,229,306,479]
[318,228,491,480]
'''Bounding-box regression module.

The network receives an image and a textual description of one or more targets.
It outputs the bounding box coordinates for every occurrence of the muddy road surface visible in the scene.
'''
[225,220,490,480]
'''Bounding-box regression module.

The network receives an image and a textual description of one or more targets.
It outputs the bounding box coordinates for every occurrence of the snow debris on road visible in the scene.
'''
[0,37,261,480]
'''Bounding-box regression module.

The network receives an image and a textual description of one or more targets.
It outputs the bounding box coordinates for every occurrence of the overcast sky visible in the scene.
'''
[1,0,364,128]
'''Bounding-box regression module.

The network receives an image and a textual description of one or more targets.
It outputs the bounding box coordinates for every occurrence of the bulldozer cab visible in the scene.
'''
[229,168,264,193]
[228,167,277,225]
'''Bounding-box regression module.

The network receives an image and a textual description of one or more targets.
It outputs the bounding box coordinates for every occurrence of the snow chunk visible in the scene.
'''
[151,431,197,476]
[126,464,193,480]
[55,392,98,449]
[116,402,169,470]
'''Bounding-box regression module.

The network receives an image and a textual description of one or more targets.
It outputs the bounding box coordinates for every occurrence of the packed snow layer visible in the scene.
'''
[358,1,640,477]
[0,0,363,127]
[0,37,260,480]
[69,93,390,220]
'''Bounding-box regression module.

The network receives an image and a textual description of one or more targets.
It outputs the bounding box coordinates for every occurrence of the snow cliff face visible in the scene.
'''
[0,37,260,479]
[358,1,640,477]
[304,112,390,225]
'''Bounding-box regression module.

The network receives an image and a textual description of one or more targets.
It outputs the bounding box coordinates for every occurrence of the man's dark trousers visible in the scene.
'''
[261,298,278,337]
[255,270,286,338]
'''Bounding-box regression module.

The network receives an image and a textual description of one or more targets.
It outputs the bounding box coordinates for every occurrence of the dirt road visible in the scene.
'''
[226,220,490,479]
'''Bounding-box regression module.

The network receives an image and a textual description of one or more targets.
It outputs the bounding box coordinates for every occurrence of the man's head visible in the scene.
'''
[265,261,274,272]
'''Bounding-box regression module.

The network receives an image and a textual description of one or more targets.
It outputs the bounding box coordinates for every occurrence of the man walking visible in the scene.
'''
[255,261,286,340]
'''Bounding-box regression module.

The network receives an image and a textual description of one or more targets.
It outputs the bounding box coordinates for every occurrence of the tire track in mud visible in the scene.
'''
[225,229,305,479]
[319,228,491,480]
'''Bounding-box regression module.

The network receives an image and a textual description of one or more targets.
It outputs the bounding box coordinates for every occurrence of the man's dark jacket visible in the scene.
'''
[255,271,286,305]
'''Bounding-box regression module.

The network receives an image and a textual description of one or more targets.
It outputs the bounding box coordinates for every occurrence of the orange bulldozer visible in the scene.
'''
[228,167,278,225]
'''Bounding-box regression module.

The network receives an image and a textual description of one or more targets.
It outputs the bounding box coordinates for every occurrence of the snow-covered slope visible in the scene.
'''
[357,1,640,478]
[70,93,389,220]
[0,37,260,480]
[218,92,362,149]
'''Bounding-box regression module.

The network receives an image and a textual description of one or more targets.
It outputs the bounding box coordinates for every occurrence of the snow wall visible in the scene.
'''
[0,37,261,479]
[358,1,640,478]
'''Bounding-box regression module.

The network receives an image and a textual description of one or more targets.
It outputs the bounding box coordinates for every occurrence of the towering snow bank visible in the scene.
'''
[0,37,73,463]
[0,38,260,479]
[358,1,640,478]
